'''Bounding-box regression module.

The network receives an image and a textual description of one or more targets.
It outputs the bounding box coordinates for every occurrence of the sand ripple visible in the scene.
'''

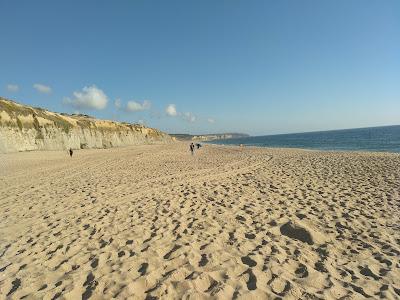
[1,143,399,299]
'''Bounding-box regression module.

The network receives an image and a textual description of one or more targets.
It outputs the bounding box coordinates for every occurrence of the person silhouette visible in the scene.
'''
[69,148,73,157]
[189,143,194,155]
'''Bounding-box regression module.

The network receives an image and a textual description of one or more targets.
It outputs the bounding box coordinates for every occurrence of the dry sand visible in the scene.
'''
[0,143,399,299]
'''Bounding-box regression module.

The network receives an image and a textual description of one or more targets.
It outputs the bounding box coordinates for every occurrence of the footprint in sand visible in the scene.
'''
[268,275,291,297]
[241,256,257,267]
[7,278,21,297]
[138,263,148,276]
[242,268,257,290]
[295,263,309,278]
[199,254,209,267]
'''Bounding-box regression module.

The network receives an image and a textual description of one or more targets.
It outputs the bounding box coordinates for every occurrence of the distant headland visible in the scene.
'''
[170,133,249,141]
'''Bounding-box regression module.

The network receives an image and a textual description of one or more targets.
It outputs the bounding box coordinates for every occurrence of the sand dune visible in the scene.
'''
[0,143,399,299]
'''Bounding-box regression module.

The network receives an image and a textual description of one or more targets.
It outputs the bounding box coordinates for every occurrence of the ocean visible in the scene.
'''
[209,125,400,153]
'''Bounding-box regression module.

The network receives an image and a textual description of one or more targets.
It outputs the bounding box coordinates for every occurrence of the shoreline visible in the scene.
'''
[204,141,400,155]
[2,140,400,156]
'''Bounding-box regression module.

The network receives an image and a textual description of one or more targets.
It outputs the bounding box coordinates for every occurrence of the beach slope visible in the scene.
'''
[1,143,399,299]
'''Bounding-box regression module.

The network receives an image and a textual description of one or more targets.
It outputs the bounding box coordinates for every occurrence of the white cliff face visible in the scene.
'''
[0,126,172,153]
[0,98,172,153]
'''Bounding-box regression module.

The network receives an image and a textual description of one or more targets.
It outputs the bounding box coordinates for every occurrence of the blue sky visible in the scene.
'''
[1,0,399,135]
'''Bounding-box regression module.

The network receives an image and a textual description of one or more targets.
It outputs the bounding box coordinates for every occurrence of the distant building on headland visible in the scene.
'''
[170,133,249,141]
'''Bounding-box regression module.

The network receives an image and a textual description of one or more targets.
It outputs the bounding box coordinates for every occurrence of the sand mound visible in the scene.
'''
[280,221,314,245]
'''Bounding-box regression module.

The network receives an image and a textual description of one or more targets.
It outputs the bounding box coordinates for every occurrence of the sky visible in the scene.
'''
[1,0,399,136]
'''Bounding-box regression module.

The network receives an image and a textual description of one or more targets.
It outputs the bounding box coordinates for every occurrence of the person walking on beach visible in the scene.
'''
[189,143,195,155]
[69,148,73,157]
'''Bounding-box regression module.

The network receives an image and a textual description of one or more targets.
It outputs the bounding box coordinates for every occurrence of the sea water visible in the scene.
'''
[209,125,400,153]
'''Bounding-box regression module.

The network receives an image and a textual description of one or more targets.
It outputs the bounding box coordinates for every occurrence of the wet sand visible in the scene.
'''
[1,143,399,299]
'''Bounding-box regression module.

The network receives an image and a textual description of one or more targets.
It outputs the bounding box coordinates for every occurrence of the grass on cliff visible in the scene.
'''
[1,97,167,138]
[0,98,72,133]
[0,98,34,116]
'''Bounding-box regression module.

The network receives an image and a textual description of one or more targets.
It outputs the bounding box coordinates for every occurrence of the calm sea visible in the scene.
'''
[209,125,400,153]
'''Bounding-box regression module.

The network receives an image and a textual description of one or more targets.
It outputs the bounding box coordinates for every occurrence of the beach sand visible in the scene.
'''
[1,143,399,299]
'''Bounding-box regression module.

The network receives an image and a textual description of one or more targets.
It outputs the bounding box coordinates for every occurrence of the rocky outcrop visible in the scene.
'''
[0,97,173,153]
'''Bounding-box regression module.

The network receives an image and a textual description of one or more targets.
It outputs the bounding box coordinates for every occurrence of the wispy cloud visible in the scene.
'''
[165,104,197,123]
[6,84,19,92]
[115,99,151,112]
[182,112,196,123]
[33,83,52,94]
[63,85,108,110]
[207,118,215,123]
[126,100,151,112]
[114,98,122,109]
[165,104,178,117]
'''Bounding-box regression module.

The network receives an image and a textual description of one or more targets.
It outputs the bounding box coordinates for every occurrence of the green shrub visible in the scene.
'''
[16,118,23,130]
[33,115,40,130]
[36,131,44,139]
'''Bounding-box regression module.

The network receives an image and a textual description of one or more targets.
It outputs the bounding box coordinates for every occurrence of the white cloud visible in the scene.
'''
[115,99,151,112]
[126,100,151,112]
[183,112,196,123]
[165,104,177,117]
[6,84,19,92]
[207,118,215,123]
[63,85,108,110]
[114,98,122,109]
[165,104,196,122]
[33,83,52,94]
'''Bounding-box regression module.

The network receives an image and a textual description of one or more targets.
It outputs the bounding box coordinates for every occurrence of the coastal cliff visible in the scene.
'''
[0,97,173,153]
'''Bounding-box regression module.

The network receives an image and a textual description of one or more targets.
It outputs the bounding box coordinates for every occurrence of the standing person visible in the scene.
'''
[69,148,73,157]
[189,143,194,155]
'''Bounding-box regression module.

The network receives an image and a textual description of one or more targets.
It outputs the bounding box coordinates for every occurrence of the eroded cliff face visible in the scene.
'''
[0,97,173,153]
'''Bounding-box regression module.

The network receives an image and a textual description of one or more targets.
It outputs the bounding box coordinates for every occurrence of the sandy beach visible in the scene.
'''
[1,143,399,299]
